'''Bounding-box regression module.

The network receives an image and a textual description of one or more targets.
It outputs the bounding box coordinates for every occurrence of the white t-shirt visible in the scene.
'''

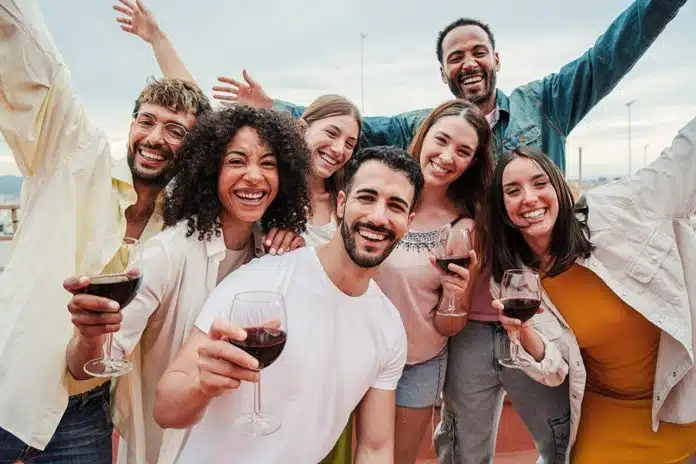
[176,247,407,464]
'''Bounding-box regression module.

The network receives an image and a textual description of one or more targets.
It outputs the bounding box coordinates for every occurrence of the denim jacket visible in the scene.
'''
[273,0,687,173]
[501,116,696,462]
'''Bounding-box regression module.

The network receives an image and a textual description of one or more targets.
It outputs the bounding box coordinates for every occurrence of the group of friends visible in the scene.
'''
[1,0,696,463]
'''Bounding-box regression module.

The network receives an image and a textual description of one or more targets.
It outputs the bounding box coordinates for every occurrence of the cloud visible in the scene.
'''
[1,0,694,180]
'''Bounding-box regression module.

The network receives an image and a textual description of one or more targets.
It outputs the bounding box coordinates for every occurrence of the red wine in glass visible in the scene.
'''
[230,327,287,369]
[498,269,542,369]
[435,256,471,273]
[80,273,141,308]
[502,297,540,323]
[81,236,142,378]
[228,291,288,436]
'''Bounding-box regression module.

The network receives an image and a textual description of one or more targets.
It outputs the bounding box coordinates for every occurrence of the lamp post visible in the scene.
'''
[626,100,636,176]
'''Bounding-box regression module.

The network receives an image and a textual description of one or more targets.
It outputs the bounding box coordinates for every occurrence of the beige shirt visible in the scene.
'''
[0,0,162,450]
[112,220,264,464]
[505,116,696,462]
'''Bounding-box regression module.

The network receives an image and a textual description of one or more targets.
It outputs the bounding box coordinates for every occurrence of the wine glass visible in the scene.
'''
[498,269,541,368]
[228,291,288,436]
[81,236,143,377]
[433,227,472,317]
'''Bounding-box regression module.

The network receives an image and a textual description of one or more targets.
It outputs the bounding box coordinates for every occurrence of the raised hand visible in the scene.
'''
[213,70,273,108]
[113,0,161,44]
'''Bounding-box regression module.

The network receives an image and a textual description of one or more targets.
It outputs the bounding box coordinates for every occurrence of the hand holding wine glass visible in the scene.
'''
[71,236,143,377]
[433,227,473,317]
[227,291,288,436]
[497,269,543,368]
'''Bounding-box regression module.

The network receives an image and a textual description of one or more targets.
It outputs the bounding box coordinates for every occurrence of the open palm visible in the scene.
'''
[213,70,273,109]
[113,0,160,43]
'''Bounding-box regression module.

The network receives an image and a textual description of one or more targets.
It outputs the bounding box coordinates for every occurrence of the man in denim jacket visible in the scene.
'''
[272,0,688,174]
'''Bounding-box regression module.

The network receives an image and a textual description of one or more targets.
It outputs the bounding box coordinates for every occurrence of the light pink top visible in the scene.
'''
[467,266,498,322]
[375,227,448,365]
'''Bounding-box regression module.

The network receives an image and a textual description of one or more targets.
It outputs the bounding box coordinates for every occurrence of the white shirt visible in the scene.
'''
[507,116,696,462]
[112,220,264,464]
[0,0,162,449]
[177,247,407,464]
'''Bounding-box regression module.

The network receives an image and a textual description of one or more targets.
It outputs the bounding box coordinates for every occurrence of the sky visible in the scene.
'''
[1,0,695,179]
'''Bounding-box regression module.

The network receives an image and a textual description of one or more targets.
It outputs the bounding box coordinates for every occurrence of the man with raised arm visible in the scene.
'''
[0,1,210,462]
[215,0,688,173]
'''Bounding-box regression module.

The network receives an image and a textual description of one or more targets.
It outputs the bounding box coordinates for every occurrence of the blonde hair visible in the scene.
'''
[132,77,211,118]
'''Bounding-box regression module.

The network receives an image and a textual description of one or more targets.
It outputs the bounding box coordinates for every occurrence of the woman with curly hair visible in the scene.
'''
[65,105,311,464]
[223,92,361,253]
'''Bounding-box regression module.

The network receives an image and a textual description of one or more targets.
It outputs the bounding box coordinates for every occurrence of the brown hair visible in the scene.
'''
[487,146,594,282]
[132,77,211,119]
[408,99,493,264]
[301,94,362,209]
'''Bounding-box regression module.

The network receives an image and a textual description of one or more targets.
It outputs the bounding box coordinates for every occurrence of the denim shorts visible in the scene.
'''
[395,346,448,408]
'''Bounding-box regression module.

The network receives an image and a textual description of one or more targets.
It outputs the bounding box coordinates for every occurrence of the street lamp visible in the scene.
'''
[626,100,636,176]
[360,32,367,114]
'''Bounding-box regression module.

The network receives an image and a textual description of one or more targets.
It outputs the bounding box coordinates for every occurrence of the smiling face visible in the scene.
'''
[419,115,479,188]
[336,160,415,268]
[217,126,279,226]
[127,102,196,186]
[501,156,559,255]
[303,114,360,180]
[440,25,500,109]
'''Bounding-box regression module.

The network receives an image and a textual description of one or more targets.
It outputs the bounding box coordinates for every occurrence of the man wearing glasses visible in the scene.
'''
[0,1,210,462]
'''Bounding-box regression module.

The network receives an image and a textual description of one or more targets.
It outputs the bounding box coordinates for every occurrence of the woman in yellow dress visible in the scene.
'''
[485,116,696,463]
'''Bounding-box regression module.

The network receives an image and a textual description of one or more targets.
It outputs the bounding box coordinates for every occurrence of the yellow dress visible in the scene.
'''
[543,264,696,463]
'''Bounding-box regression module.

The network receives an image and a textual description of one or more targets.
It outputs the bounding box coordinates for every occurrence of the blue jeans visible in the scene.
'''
[434,322,570,464]
[0,382,112,464]
[396,346,447,408]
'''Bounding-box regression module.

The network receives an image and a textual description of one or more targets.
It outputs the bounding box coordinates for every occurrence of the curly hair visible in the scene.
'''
[163,106,311,241]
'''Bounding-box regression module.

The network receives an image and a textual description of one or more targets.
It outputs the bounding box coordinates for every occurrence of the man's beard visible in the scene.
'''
[340,219,399,268]
[447,68,497,106]
[127,144,173,187]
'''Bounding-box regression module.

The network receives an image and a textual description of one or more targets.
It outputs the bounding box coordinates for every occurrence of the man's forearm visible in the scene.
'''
[153,370,213,429]
[65,335,105,380]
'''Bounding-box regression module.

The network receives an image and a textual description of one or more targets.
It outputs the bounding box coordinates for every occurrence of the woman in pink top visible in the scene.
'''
[374,99,492,463]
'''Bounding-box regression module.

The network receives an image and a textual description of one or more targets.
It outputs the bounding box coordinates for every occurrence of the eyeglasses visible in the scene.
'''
[134,114,189,145]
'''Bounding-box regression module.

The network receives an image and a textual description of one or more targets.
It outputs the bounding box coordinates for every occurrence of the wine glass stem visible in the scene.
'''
[253,373,262,418]
[448,291,456,310]
[509,332,520,361]
[104,332,114,361]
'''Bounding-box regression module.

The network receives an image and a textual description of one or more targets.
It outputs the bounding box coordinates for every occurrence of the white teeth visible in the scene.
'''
[235,191,264,201]
[139,148,165,162]
[522,209,545,220]
[431,161,450,175]
[319,152,338,166]
[358,228,387,241]
[461,75,483,85]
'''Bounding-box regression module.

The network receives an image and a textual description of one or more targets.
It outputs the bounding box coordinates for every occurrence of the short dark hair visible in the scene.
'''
[487,147,594,282]
[164,106,311,240]
[436,18,496,64]
[343,146,424,211]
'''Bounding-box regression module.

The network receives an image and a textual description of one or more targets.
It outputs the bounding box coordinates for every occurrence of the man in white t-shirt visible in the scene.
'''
[153,146,438,463]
